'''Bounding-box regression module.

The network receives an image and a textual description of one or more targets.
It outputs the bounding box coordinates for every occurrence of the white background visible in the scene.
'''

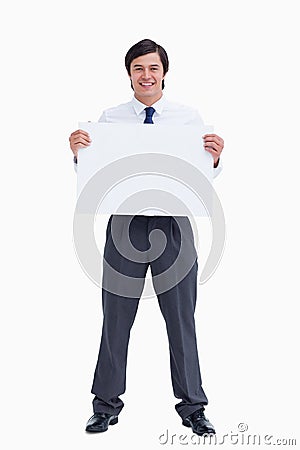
[1,0,299,449]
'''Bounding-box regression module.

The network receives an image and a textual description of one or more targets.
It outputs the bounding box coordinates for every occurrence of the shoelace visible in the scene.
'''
[192,409,206,421]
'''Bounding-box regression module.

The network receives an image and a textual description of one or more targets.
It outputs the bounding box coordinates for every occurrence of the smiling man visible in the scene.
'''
[130,52,165,104]
[69,39,224,436]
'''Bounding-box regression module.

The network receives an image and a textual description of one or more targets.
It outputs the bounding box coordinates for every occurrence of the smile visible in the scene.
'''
[140,82,155,86]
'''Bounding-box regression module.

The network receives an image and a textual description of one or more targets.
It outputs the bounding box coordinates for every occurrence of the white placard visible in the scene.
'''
[77,123,214,216]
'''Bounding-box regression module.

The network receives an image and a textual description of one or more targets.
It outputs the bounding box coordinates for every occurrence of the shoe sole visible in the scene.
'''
[86,417,118,433]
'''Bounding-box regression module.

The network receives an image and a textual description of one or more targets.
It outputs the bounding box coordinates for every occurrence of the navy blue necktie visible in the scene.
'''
[144,107,155,124]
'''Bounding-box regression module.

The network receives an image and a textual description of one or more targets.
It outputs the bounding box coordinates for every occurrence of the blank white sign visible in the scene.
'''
[77,123,214,216]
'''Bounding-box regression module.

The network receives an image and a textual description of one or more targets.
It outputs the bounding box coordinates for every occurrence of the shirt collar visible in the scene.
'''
[132,95,165,116]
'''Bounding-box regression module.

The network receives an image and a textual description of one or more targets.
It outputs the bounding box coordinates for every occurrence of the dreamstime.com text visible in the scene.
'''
[158,423,297,446]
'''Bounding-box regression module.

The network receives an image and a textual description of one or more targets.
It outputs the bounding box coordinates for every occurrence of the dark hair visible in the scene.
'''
[125,39,169,90]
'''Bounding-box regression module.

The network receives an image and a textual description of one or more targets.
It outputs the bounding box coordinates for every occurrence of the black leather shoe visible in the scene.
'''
[182,408,215,436]
[85,413,118,433]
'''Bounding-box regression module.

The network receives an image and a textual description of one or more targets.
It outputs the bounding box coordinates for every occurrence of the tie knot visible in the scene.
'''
[144,107,155,124]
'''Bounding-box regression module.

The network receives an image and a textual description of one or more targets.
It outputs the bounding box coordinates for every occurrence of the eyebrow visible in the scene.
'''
[133,64,160,68]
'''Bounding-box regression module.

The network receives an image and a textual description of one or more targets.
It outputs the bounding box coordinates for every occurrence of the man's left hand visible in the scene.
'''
[203,134,224,167]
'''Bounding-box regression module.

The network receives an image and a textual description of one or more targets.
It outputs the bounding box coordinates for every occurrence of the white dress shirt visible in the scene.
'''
[74,95,223,178]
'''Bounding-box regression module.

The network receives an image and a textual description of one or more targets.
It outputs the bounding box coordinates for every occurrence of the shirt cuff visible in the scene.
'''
[213,158,223,178]
[73,155,77,173]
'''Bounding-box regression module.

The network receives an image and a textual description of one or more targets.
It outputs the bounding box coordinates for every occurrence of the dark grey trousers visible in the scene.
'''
[91,215,208,419]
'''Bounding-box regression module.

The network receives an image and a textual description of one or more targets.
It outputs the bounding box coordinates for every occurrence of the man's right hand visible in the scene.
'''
[69,129,91,158]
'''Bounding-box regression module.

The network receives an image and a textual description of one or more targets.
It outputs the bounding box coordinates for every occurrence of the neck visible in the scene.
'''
[134,93,163,106]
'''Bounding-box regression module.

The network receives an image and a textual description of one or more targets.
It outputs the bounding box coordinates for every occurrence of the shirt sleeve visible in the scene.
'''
[188,109,205,127]
[98,111,107,123]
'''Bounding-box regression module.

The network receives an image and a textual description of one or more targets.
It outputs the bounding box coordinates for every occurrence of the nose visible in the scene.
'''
[143,68,151,79]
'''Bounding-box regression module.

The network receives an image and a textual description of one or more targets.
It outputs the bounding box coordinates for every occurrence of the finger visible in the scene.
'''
[205,147,220,159]
[203,134,224,145]
[70,130,91,140]
[70,133,91,144]
[205,148,219,156]
[71,129,90,137]
[204,140,223,154]
[70,134,91,144]
[203,133,224,144]
[203,133,221,139]
[72,137,91,146]
[204,141,221,153]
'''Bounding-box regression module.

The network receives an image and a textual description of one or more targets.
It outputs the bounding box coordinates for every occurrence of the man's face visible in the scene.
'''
[129,52,165,105]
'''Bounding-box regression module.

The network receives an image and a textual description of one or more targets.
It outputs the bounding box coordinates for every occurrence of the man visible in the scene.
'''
[69,39,224,436]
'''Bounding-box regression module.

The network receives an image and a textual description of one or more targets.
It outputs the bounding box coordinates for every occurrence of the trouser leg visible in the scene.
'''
[91,215,149,415]
[150,216,208,419]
